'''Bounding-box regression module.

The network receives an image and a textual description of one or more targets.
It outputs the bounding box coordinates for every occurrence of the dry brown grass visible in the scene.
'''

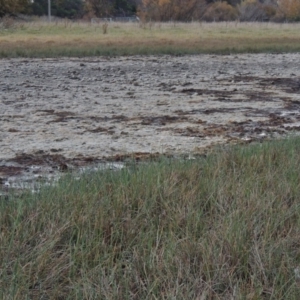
[0,21,300,57]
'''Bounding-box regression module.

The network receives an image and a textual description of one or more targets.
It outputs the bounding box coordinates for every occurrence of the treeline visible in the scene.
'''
[0,0,137,19]
[1,0,300,22]
[140,0,300,22]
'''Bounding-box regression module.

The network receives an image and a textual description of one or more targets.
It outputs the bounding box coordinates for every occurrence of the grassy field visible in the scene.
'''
[0,21,300,57]
[2,137,300,299]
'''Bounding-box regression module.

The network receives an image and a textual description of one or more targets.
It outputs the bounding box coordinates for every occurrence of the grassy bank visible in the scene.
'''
[1,137,300,299]
[0,21,300,57]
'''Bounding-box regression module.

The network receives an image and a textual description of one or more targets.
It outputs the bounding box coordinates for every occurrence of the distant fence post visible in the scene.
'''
[48,0,51,22]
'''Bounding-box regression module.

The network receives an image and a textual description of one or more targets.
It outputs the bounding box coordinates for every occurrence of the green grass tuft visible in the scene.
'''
[2,137,300,298]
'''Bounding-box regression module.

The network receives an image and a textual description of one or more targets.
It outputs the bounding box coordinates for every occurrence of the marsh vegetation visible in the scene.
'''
[2,137,300,299]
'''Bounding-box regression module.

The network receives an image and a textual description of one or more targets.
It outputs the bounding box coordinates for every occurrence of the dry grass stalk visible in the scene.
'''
[102,22,108,34]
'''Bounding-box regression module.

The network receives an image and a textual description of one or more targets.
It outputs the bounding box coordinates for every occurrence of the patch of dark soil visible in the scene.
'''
[178,124,250,139]
[232,114,291,132]
[9,152,101,171]
[260,77,300,93]
[232,121,283,135]
[233,75,261,82]
[179,87,274,103]
[0,166,23,176]
[245,109,296,124]
[214,91,274,103]
[174,125,231,138]
[182,82,193,87]
[194,119,207,124]
[3,100,16,105]
[284,100,300,110]
[178,88,237,97]
[203,125,230,136]
[7,128,19,133]
[157,82,177,92]
[36,109,55,114]
[244,91,274,102]
[88,126,115,134]
[111,115,129,122]
[52,112,77,122]
[140,115,188,126]
[173,127,205,137]
[43,113,130,124]
[36,110,77,123]
[244,109,272,118]
[171,114,295,140]
[175,108,239,115]
[284,125,300,130]
[90,115,129,122]
[90,116,108,122]
[267,113,290,126]
[9,153,71,171]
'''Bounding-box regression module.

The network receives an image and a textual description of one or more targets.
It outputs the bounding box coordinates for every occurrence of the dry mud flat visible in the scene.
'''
[1,54,300,192]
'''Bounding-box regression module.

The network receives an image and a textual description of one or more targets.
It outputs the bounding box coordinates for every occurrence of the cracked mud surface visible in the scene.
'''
[1,54,300,192]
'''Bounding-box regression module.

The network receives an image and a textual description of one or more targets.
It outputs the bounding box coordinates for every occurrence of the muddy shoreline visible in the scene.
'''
[1,54,300,192]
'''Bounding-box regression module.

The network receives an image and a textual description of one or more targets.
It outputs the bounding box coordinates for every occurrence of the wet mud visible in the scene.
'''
[1,54,300,192]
